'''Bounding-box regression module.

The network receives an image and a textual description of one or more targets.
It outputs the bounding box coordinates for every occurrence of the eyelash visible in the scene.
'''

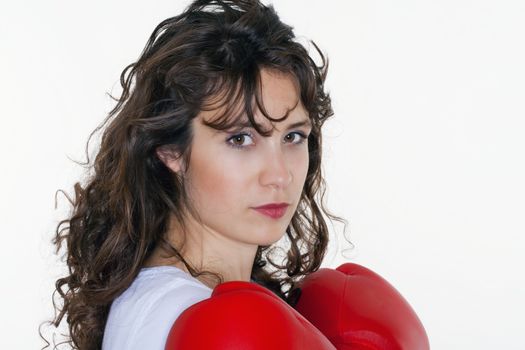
[226,131,309,150]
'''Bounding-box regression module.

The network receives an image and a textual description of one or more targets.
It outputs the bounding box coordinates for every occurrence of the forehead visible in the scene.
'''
[229,103,310,130]
[198,68,311,133]
[197,98,310,134]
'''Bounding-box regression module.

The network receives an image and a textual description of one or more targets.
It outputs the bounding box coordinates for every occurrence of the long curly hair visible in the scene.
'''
[41,0,348,349]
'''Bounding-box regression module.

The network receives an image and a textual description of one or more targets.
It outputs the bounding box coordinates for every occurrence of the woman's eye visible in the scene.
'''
[226,133,255,149]
[285,132,308,144]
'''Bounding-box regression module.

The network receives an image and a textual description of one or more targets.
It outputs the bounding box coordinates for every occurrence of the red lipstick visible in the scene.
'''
[252,203,289,219]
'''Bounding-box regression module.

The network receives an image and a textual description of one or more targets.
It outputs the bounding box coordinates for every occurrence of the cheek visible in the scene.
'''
[187,148,249,212]
[291,148,310,184]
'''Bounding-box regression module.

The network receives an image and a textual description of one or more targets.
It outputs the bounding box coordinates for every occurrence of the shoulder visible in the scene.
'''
[102,267,212,350]
[111,266,212,321]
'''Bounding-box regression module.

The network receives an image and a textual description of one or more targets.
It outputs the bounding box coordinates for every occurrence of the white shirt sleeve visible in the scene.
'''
[102,269,212,350]
[122,285,211,350]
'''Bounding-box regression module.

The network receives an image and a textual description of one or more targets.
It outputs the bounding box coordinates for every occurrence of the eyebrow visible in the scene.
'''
[233,118,312,131]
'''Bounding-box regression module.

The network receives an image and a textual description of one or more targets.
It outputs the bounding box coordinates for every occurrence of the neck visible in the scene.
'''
[143,214,258,289]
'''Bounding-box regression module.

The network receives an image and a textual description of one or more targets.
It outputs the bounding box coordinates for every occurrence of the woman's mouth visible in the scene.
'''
[252,203,289,219]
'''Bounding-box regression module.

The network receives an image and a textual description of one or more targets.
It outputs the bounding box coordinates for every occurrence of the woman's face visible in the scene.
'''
[167,69,311,249]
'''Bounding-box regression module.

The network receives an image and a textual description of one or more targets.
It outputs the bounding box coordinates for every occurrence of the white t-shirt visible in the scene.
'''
[101,265,213,350]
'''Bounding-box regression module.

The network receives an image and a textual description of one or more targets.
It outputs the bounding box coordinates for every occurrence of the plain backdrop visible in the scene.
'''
[1,0,524,349]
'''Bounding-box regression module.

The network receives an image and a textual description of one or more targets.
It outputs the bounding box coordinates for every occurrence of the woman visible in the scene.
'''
[42,0,346,349]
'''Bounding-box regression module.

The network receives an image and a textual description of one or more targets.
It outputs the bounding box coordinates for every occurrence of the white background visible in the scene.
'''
[1,0,524,349]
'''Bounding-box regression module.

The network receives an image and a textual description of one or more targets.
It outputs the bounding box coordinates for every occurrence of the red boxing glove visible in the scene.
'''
[165,280,336,349]
[294,263,430,350]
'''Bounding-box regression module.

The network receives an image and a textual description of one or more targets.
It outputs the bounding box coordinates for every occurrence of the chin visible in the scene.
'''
[259,231,287,246]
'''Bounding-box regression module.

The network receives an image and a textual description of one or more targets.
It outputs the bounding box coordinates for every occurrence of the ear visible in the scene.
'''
[156,145,184,174]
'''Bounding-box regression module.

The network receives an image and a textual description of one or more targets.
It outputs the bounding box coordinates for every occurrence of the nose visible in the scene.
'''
[259,146,293,189]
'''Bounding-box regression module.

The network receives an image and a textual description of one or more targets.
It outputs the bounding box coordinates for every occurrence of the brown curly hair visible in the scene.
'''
[41,0,349,349]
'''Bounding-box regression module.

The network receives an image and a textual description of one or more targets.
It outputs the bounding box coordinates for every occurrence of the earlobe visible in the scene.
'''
[156,146,183,174]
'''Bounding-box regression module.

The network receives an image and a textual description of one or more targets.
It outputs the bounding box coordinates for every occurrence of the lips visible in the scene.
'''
[253,203,289,210]
[252,203,289,219]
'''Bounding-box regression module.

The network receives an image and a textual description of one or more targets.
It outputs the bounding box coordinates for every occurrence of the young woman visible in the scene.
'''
[43,0,348,349]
